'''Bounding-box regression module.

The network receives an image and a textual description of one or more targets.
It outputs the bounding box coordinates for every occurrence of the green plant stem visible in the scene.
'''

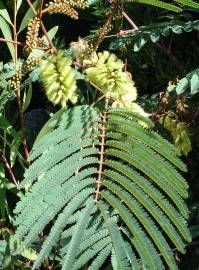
[91,94,106,107]
[13,0,29,161]
[0,150,18,187]
[13,0,18,64]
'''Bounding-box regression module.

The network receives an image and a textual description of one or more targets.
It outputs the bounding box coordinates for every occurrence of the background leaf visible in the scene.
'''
[22,80,32,113]
[18,0,40,33]
[0,16,15,60]
[0,1,12,25]
[190,74,199,95]
[16,0,23,13]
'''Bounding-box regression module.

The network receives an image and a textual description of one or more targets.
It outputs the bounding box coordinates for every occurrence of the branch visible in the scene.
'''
[39,0,45,18]
[26,0,57,53]
[26,0,37,14]
[122,11,138,30]
[0,37,50,51]
[0,37,24,46]
[104,29,136,39]
[41,7,50,14]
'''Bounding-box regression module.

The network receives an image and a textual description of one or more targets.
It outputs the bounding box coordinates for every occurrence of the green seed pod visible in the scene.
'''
[40,50,78,107]
[84,51,137,102]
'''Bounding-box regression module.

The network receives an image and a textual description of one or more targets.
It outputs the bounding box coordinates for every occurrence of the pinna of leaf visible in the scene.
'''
[13,104,191,270]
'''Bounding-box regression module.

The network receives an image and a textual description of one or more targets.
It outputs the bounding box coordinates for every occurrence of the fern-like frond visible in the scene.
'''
[13,105,191,270]
[87,244,112,270]
[109,107,176,151]
[107,113,186,170]
[72,237,112,270]
[122,241,141,270]
[98,201,131,270]
[106,131,188,191]
[110,20,199,52]
[32,191,94,270]
[104,183,184,265]
[61,199,94,270]
[0,63,16,112]
[102,191,164,270]
[105,160,191,242]
[127,0,199,11]
[174,0,199,8]
[103,170,187,246]
[131,0,182,12]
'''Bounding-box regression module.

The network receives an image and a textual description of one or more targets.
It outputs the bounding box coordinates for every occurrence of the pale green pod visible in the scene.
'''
[47,82,60,92]
[63,72,76,87]
[85,51,137,102]
[44,74,59,85]
[60,65,71,76]
[40,50,78,107]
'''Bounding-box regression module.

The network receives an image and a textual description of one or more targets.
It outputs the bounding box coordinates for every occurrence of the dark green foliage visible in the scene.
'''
[0,0,198,269]
[0,62,16,112]
[13,105,191,270]
[127,0,199,12]
[110,20,199,52]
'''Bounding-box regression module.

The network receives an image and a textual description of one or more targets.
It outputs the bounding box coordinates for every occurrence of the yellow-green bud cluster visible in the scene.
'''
[25,17,40,53]
[160,113,192,156]
[65,0,88,8]
[10,69,22,91]
[46,0,88,19]
[22,57,41,75]
[40,50,78,107]
[84,51,137,102]
[37,38,49,50]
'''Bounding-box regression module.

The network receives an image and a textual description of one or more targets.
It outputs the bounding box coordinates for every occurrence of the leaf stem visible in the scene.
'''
[13,0,29,160]
[91,94,106,107]
[0,37,24,46]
